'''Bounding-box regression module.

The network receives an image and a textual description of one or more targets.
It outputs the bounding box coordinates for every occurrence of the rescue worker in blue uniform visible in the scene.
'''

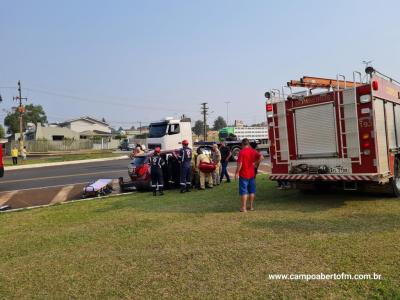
[150,147,165,196]
[179,139,192,193]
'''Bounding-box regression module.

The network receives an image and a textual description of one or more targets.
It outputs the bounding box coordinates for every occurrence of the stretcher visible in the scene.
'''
[0,205,11,211]
[82,179,113,198]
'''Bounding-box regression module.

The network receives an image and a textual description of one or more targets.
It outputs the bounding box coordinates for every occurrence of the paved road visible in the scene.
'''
[0,158,130,193]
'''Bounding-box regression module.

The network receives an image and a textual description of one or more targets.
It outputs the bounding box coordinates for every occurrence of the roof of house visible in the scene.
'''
[59,116,110,127]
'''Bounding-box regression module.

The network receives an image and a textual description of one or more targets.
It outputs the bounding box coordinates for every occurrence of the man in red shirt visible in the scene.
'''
[235,139,263,212]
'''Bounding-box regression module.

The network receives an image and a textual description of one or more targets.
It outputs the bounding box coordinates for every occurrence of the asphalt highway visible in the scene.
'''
[0,158,130,193]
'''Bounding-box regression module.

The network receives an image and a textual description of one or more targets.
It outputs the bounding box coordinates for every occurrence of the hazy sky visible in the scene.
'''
[1,0,400,128]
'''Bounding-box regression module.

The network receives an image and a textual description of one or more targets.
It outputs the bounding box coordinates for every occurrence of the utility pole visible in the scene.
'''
[201,102,209,141]
[139,121,142,134]
[13,81,27,151]
[224,101,231,126]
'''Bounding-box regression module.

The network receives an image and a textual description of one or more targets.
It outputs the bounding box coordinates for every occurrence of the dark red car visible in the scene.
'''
[119,149,182,191]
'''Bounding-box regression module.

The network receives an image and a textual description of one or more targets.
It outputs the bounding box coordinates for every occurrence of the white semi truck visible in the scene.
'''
[146,117,265,161]
[147,117,193,150]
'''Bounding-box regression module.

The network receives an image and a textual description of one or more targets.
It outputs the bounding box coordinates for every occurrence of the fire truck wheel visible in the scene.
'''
[392,157,400,197]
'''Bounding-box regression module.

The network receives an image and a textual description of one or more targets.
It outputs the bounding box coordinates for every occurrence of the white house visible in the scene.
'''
[58,116,112,137]
[26,123,80,141]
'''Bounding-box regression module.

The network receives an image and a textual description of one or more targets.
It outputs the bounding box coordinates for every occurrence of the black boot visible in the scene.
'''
[159,188,164,196]
[186,184,191,192]
[180,186,186,193]
[152,187,157,196]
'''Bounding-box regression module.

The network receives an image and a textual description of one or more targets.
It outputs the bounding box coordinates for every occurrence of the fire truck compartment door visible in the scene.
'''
[374,99,389,174]
[294,103,338,158]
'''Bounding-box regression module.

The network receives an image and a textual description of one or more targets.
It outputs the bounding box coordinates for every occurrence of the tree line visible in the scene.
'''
[192,116,227,137]
[0,104,230,140]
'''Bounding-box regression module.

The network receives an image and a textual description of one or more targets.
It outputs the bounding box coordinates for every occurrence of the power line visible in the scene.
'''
[24,87,198,113]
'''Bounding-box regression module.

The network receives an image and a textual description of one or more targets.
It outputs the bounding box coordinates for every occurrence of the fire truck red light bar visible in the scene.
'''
[266,104,273,111]
[372,80,379,91]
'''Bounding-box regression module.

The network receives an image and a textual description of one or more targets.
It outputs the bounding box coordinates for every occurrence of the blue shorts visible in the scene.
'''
[239,177,256,196]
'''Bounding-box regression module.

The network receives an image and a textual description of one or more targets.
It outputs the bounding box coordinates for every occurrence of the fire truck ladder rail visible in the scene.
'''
[270,89,289,165]
[352,71,362,165]
[337,74,346,162]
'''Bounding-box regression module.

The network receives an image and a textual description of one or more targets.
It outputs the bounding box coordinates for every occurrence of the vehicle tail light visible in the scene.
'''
[358,85,371,95]
[137,165,149,177]
[362,133,369,140]
[372,80,379,91]
[362,141,370,148]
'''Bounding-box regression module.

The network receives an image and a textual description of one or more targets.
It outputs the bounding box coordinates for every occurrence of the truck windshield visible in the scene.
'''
[219,131,228,139]
[149,123,168,138]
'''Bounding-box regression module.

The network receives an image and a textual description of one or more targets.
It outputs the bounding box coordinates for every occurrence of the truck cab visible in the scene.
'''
[147,117,192,150]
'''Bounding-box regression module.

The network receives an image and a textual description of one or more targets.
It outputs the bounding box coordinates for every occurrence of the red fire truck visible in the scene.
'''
[266,67,400,195]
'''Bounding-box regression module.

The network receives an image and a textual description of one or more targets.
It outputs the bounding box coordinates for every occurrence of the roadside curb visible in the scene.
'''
[4,155,129,171]
[0,191,136,214]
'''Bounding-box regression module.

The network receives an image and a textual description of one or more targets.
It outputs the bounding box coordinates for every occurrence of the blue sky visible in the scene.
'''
[1,0,400,128]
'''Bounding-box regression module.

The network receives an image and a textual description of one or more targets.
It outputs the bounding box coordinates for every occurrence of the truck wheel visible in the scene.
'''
[392,157,400,197]
[231,147,241,162]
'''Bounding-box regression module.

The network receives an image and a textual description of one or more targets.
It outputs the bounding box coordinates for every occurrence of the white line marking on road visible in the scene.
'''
[50,185,76,204]
[0,169,126,185]
[257,170,269,174]
[0,191,18,206]
[0,182,89,194]
[4,155,129,171]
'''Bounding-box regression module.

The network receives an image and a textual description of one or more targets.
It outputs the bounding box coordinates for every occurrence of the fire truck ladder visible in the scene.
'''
[352,71,362,164]
[270,89,289,165]
[288,76,361,89]
[337,72,362,165]
[337,74,346,163]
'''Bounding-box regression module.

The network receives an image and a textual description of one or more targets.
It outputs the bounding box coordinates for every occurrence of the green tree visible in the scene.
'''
[0,124,5,138]
[213,116,227,131]
[192,120,209,137]
[4,104,48,135]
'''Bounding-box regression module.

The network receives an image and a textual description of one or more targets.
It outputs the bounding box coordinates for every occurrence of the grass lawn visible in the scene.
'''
[0,175,399,299]
[3,151,124,167]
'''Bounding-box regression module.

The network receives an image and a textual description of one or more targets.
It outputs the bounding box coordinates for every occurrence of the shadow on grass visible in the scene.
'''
[255,178,396,213]
[244,212,400,233]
